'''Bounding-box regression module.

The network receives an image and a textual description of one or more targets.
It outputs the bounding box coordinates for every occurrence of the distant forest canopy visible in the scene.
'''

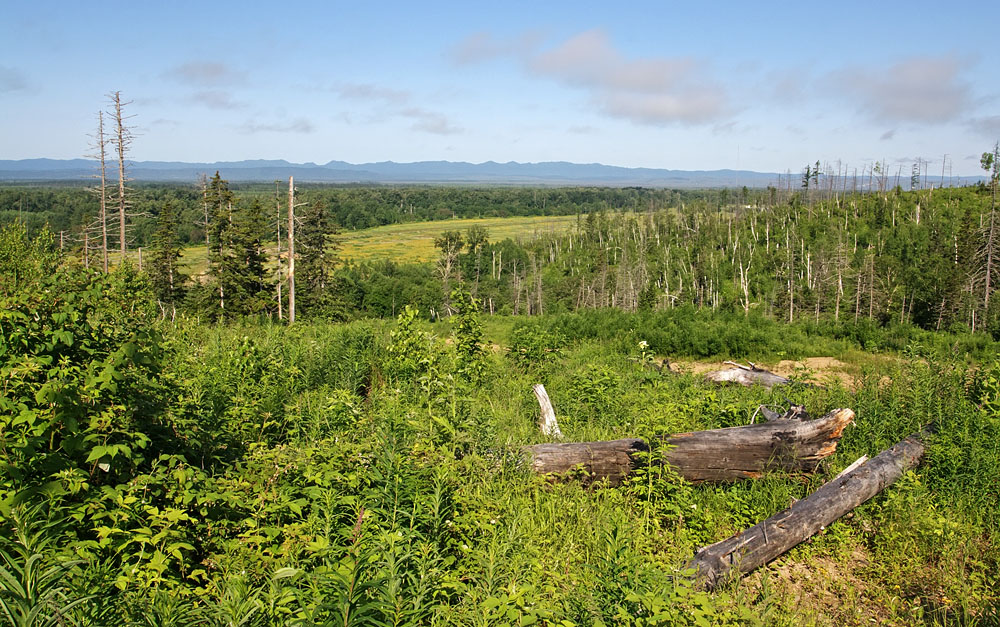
[0,183,708,246]
[4,175,1000,337]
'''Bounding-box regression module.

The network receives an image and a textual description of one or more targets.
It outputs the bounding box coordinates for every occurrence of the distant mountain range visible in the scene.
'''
[0,158,985,188]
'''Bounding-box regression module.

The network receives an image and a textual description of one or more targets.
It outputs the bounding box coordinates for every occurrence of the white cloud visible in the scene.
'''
[458,29,729,126]
[830,55,971,124]
[401,108,462,135]
[0,66,28,93]
[237,117,315,134]
[165,61,246,87]
[334,83,409,105]
[190,90,245,110]
[334,83,461,135]
[967,115,1000,138]
[450,31,541,65]
[530,30,693,94]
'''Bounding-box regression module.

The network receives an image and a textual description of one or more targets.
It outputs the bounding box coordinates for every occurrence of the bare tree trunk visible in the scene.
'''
[200,174,210,247]
[687,431,926,589]
[986,208,996,311]
[287,176,296,324]
[533,384,562,438]
[97,111,109,272]
[275,180,283,320]
[868,253,875,320]
[277,282,283,321]
[110,91,131,262]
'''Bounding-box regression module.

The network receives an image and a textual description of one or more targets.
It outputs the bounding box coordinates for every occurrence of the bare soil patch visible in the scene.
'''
[666,357,856,388]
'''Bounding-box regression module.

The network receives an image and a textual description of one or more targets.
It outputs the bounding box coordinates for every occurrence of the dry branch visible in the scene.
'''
[686,432,926,589]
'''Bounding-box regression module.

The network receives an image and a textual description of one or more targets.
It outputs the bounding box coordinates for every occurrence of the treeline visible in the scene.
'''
[0,182,699,244]
[338,182,1000,339]
[9,171,1000,338]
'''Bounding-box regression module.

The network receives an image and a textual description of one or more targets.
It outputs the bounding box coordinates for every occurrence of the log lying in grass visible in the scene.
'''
[524,408,855,486]
[704,361,817,389]
[685,431,927,589]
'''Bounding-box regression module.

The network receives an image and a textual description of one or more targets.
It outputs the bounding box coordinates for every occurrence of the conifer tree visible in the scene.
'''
[296,198,343,318]
[148,200,186,312]
[216,198,271,318]
[200,173,271,318]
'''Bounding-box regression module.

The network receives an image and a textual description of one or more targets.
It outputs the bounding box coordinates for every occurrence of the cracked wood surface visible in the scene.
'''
[524,408,855,485]
[685,432,926,589]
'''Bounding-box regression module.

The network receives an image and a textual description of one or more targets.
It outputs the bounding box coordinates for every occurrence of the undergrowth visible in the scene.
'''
[2,275,997,623]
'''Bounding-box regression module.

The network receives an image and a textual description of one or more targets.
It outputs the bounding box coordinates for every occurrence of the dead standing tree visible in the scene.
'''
[284,176,307,323]
[288,176,296,323]
[85,110,110,272]
[109,91,135,263]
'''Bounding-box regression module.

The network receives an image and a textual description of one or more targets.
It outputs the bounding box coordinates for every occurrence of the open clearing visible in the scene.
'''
[161,213,579,276]
[336,214,578,263]
[670,356,858,388]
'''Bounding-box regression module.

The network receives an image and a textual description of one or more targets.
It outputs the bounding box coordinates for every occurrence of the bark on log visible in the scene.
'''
[525,408,855,486]
[685,432,926,589]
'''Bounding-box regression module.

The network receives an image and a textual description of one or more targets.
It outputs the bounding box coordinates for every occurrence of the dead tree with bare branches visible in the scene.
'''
[109,91,135,263]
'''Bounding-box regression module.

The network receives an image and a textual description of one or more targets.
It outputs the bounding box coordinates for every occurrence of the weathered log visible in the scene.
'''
[704,361,816,389]
[685,432,926,589]
[525,408,855,485]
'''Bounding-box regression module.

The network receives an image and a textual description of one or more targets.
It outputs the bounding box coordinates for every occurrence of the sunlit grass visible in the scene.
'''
[335,214,578,264]
[106,214,580,276]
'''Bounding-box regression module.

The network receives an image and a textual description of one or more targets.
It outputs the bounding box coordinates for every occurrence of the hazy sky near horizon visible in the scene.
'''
[2,1,998,175]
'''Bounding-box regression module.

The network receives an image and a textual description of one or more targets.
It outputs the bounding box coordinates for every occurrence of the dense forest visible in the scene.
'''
[0,183,696,246]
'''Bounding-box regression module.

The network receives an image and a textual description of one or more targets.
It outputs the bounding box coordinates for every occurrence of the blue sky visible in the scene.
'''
[2,1,998,175]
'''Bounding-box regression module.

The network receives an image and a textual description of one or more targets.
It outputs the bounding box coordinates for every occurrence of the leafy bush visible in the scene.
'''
[507,322,565,369]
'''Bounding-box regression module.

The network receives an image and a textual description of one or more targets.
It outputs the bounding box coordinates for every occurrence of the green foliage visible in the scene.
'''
[0,506,93,627]
[198,174,272,320]
[2,210,999,623]
[147,200,186,307]
[0,221,58,298]
[386,305,434,384]
[507,322,564,369]
[296,198,345,321]
[0,227,163,499]
[451,288,487,383]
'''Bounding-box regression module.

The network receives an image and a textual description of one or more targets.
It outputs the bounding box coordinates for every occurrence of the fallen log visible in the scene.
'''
[704,361,817,389]
[685,431,927,589]
[524,408,854,485]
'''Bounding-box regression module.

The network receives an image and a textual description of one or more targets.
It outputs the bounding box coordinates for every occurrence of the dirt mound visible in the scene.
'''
[667,357,856,388]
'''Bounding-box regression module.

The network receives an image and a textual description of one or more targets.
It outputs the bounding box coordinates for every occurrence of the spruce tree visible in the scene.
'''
[216,198,271,318]
[296,199,343,319]
[198,172,271,319]
[147,200,186,310]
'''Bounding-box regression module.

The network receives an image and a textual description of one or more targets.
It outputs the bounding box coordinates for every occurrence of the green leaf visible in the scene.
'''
[86,446,109,462]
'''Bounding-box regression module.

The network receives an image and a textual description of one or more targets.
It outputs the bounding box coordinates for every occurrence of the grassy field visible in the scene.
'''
[131,213,580,276]
[335,214,578,263]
